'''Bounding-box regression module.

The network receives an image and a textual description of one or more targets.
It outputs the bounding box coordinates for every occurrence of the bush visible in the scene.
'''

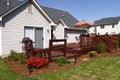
[10,50,20,61]
[10,50,26,64]
[19,55,26,64]
[55,56,70,66]
[88,51,97,58]
[117,33,120,48]
[97,43,106,53]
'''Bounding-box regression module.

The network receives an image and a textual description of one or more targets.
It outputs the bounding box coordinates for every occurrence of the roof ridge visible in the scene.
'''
[41,6,69,14]
[94,16,120,25]
[41,5,78,27]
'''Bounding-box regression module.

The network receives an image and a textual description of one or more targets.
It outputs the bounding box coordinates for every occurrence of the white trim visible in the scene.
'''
[0,17,2,21]
[32,0,53,23]
[59,19,67,27]
[1,0,53,23]
[0,24,2,56]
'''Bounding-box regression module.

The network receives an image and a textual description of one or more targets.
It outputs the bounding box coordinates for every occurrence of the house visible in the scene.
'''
[0,0,84,56]
[89,17,120,35]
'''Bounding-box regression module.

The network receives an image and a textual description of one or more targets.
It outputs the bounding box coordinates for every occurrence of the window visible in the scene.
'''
[101,25,104,29]
[112,24,115,28]
[28,3,32,13]
[111,32,116,34]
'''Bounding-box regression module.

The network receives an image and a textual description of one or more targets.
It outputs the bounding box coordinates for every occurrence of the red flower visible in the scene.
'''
[26,57,47,68]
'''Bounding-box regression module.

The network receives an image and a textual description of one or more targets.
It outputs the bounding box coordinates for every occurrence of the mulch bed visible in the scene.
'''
[3,51,120,77]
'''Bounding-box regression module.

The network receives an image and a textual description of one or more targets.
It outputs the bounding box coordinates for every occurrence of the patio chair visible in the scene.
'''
[23,39,48,74]
[23,39,47,59]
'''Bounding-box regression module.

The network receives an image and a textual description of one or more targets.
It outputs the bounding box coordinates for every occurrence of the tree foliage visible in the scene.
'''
[118,33,120,48]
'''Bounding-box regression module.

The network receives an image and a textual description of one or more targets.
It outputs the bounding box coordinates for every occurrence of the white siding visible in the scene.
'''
[65,29,81,43]
[53,23,64,39]
[89,27,95,33]
[89,23,120,35]
[96,24,118,35]
[0,22,2,56]
[2,2,50,54]
[117,21,120,34]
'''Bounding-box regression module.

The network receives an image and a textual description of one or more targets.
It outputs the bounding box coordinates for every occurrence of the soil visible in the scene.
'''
[3,51,120,77]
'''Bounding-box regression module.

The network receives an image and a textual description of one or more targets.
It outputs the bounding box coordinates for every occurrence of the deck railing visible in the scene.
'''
[80,34,118,53]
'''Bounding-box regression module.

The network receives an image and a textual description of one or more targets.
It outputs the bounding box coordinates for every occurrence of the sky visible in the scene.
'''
[36,0,120,22]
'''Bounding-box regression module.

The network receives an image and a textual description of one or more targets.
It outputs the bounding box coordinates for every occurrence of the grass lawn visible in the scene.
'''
[0,56,120,80]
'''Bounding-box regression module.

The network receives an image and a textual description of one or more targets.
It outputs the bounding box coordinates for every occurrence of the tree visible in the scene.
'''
[118,33,120,48]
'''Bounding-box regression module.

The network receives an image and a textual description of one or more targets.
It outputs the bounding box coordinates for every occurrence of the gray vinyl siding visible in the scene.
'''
[2,2,50,54]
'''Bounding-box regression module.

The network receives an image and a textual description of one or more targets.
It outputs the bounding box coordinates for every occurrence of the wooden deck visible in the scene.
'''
[23,34,118,63]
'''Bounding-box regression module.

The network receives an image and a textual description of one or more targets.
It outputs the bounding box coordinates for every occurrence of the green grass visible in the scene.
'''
[0,56,120,80]
[0,58,22,80]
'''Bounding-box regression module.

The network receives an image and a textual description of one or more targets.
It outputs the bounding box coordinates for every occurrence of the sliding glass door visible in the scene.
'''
[24,27,43,48]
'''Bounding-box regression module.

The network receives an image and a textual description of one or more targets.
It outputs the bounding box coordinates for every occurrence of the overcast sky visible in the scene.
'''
[37,0,120,22]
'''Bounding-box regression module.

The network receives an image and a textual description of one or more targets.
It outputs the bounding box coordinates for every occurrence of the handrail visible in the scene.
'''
[95,35,117,52]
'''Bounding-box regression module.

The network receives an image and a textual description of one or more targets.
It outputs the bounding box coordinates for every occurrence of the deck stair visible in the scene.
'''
[95,35,117,53]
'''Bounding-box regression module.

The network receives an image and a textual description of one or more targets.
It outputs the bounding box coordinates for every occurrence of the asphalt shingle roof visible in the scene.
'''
[0,0,78,27]
[0,0,22,16]
[94,17,120,26]
[41,6,78,27]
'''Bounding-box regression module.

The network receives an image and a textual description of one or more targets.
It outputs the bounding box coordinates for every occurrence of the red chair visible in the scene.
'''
[24,39,47,59]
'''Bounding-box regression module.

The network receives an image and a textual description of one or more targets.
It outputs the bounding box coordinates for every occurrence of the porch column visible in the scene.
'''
[51,25,54,39]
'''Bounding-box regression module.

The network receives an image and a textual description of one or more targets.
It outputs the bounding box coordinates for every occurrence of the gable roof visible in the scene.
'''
[41,6,78,27]
[0,0,78,27]
[94,16,120,26]
[0,0,23,16]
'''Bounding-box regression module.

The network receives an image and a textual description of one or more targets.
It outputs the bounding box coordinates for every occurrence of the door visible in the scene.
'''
[24,27,43,48]
[35,28,43,48]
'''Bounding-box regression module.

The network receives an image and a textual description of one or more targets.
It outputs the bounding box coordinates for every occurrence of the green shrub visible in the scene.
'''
[97,43,106,53]
[19,54,26,64]
[55,56,70,66]
[10,50,26,64]
[10,50,20,61]
[117,33,120,48]
[88,51,97,58]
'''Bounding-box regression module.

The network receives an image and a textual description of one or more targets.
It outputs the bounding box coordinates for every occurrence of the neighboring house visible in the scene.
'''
[0,0,84,56]
[89,17,120,35]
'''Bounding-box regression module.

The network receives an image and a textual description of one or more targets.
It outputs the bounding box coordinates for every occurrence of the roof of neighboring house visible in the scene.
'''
[74,20,94,28]
[0,0,23,16]
[94,16,120,26]
[41,6,78,27]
